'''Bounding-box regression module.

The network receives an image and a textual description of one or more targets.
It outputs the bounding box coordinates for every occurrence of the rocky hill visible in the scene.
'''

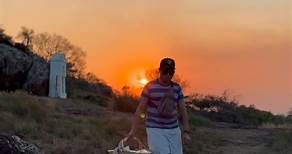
[0,43,49,95]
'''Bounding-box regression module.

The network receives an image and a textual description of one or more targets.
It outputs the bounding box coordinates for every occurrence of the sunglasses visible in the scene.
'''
[160,69,175,76]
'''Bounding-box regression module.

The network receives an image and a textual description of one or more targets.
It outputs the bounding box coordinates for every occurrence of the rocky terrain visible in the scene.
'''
[0,43,49,95]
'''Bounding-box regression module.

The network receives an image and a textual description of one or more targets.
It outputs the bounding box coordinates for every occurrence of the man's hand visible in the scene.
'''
[126,99,147,142]
[125,129,135,142]
[178,101,191,145]
[183,132,191,144]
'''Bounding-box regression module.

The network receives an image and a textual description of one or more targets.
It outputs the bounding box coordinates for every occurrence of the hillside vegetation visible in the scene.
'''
[1,91,292,154]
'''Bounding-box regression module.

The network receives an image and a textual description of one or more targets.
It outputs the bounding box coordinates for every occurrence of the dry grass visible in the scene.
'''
[0,91,132,153]
[260,123,292,129]
[271,129,292,153]
[0,91,221,153]
[1,91,291,154]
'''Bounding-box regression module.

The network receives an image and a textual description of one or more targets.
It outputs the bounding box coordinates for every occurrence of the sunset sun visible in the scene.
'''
[129,69,149,88]
[139,78,148,86]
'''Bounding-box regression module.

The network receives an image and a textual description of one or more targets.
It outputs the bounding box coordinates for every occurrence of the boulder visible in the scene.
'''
[23,54,49,95]
[0,43,49,95]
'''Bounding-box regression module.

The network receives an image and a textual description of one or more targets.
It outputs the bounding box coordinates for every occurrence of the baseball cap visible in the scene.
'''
[159,57,175,70]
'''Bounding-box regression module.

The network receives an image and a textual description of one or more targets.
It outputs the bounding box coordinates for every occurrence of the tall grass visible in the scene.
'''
[188,110,214,127]
[271,129,292,153]
[0,91,133,153]
[112,94,139,113]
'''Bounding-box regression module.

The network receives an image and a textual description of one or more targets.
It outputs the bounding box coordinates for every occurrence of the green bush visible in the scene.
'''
[190,93,291,126]
[66,77,113,107]
[271,129,292,153]
[188,112,214,127]
[113,94,139,113]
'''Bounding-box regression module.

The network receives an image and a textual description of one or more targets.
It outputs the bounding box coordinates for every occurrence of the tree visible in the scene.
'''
[0,27,5,35]
[288,108,292,119]
[16,26,34,48]
[0,27,13,46]
[84,72,100,84]
[66,46,86,78]
[32,32,86,78]
[145,69,159,81]
[32,33,71,60]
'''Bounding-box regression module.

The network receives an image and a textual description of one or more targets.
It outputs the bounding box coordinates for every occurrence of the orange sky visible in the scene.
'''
[1,0,291,114]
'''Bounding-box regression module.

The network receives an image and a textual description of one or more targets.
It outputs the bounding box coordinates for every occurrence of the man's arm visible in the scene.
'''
[178,100,190,133]
[127,97,148,138]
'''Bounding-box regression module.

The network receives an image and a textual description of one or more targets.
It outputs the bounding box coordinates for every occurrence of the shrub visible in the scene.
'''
[113,94,139,113]
[190,93,290,126]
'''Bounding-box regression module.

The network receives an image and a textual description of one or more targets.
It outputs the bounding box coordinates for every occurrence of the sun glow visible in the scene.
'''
[139,78,148,86]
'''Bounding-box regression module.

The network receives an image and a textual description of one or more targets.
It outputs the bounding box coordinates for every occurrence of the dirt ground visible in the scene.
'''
[185,126,291,154]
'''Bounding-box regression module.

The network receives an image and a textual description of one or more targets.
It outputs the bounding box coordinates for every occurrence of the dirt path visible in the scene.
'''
[215,128,274,154]
[188,126,290,154]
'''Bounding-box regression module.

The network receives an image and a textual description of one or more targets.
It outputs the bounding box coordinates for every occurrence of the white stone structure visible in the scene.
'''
[49,53,67,98]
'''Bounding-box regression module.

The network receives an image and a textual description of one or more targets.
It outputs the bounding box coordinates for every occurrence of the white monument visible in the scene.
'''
[49,53,67,98]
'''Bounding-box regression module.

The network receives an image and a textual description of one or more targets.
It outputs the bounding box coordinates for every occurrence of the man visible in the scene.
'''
[127,57,191,154]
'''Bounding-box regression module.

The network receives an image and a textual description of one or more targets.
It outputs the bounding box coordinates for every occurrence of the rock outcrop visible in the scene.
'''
[0,43,49,95]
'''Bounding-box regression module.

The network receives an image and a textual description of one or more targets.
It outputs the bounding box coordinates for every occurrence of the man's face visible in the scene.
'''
[159,67,175,83]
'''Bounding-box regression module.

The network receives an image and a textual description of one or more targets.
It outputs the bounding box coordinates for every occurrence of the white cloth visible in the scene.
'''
[146,127,183,154]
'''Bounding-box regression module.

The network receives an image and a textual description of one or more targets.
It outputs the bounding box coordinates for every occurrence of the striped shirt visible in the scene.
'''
[141,79,184,129]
